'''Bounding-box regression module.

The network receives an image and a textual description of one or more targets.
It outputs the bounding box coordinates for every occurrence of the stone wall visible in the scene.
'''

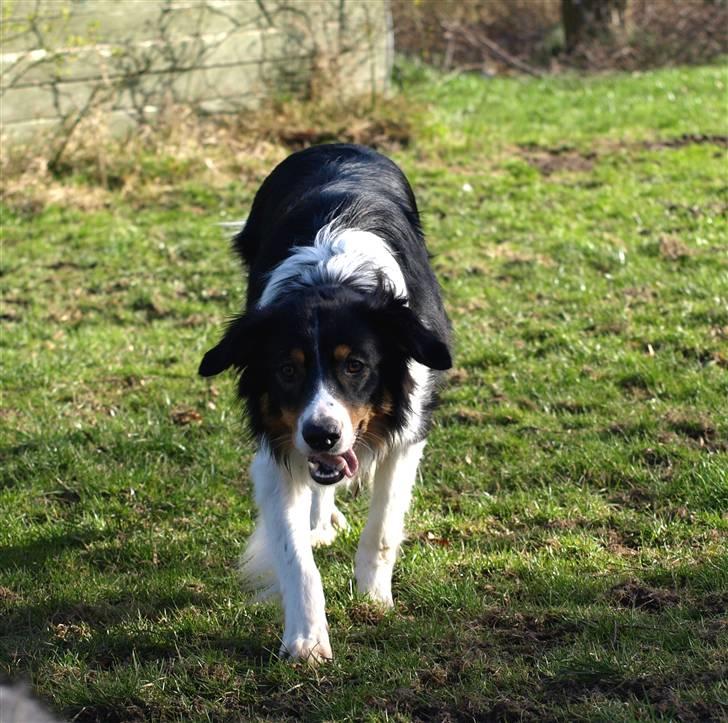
[1,0,392,139]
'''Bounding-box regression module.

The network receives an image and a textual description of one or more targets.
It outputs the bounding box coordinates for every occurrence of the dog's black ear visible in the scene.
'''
[376,299,452,371]
[199,312,263,377]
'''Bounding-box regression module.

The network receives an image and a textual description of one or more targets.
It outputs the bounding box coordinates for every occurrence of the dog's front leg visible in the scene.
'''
[251,449,332,662]
[355,440,425,607]
[310,485,348,548]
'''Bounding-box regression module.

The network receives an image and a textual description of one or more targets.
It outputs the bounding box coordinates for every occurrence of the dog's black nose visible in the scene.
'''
[302,420,341,451]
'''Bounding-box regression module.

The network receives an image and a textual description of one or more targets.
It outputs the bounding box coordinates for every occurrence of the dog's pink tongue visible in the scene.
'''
[315,449,359,478]
[340,449,359,477]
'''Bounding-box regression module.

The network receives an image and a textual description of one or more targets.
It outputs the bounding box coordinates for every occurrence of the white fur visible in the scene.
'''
[309,484,348,548]
[241,446,332,662]
[258,222,407,308]
[355,440,425,606]
[295,383,356,457]
[241,440,426,661]
[400,360,431,445]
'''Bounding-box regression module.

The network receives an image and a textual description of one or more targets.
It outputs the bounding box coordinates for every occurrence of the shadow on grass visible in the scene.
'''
[3,567,725,723]
[2,583,271,674]
[0,529,101,570]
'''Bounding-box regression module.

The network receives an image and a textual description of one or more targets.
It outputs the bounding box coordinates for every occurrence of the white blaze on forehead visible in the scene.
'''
[295,383,356,455]
[259,222,408,308]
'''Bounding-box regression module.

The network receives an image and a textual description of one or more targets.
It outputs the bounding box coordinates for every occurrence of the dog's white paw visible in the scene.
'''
[362,584,394,609]
[280,633,333,664]
[310,524,338,548]
[310,506,349,548]
[355,559,394,608]
[330,505,348,531]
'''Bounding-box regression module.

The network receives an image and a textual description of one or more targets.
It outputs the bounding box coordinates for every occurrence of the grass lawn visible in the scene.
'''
[2,62,727,721]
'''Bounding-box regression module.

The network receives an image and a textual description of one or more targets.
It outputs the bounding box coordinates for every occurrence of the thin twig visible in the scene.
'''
[444,21,544,77]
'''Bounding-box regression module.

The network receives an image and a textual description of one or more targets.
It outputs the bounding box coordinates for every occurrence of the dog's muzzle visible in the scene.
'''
[307,449,359,485]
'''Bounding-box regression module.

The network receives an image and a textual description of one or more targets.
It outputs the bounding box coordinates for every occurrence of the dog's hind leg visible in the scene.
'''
[310,485,348,548]
[354,440,425,607]
[243,448,332,663]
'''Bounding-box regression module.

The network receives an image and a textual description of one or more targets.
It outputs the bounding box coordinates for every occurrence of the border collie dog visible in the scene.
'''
[200,144,452,662]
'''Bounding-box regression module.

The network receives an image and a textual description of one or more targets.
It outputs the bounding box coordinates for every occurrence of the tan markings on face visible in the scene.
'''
[345,391,395,452]
[356,391,394,452]
[345,402,376,433]
[333,344,352,362]
[260,393,299,454]
[378,390,394,417]
[290,348,305,365]
[279,407,299,431]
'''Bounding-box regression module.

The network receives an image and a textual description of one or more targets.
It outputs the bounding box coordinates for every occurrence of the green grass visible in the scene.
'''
[2,61,727,721]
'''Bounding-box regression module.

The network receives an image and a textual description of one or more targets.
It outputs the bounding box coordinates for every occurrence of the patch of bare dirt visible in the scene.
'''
[443,407,488,425]
[641,133,728,150]
[664,411,721,449]
[617,372,653,398]
[276,116,412,151]
[178,313,207,328]
[348,601,387,626]
[699,591,728,617]
[482,698,544,722]
[0,308,22,322]
[623,285,658,306]
[519,144,597,176]
[664,412,715,440]
[130,295,170,320]
[367,684,491,723]
[658,234,693,261]
[414,530,453,548]
[677,345,727,369]
[604,529,641,557]
[610,581,680,612]
[547,666,727,721]
[170,407,203,426]
[474,609,582,653]
[47,601,120,627]
[45,260,98,271]
[518,134,727,179]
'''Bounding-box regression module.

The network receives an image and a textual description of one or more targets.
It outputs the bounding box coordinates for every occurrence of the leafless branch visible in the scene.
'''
[443,21,545,77]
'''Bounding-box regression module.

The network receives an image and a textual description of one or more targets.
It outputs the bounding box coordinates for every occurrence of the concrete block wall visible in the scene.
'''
[0,0,393,139]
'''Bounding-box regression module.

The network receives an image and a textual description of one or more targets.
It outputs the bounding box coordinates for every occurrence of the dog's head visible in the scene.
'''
[199,286,451,485]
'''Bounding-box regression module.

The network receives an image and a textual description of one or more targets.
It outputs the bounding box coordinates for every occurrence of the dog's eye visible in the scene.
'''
[345,358,365,375]
[279,363,296,380]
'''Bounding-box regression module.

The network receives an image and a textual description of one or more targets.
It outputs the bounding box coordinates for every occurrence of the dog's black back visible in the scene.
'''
[234,144,450,348]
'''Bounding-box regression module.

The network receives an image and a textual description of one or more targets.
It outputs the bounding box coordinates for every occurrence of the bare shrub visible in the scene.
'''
[0,91,416,213]
[392,0,559,74]
[2,0,392,180]
[392,0,728,73]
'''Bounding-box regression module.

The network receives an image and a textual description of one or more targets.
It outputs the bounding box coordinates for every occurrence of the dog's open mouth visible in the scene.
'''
[307,449,359,485]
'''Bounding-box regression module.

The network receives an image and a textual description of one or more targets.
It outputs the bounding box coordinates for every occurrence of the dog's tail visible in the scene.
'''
[216,218,256,269]
[238,520,279,602]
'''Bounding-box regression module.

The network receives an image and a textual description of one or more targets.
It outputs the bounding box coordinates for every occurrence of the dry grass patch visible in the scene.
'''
[1,95,418,216]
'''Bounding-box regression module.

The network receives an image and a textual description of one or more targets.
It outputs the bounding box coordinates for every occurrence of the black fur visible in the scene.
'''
[200,144,452,447]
